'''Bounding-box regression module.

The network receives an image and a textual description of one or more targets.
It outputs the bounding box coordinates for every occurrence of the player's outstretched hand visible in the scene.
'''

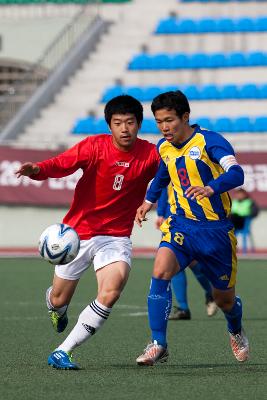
[135,201,153,227]
[185,185,214,201]
[15,162,40,178]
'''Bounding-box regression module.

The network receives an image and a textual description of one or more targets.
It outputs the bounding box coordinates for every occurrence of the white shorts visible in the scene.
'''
[55,235,132,280]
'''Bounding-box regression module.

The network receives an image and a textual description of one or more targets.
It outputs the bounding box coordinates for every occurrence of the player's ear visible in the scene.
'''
[182,112,190,124]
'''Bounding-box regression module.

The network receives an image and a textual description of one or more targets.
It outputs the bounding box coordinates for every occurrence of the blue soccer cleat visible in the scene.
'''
[49,309,68,333]
[48,350,80,370]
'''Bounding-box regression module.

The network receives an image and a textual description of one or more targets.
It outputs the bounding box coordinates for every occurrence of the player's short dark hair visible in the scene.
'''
[151,90,190,118]
[104,95,143,126]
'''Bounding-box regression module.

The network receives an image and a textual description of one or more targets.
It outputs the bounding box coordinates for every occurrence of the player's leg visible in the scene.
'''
[190,262,217,317]
[169,271,191,320]
[46,239,91,334]
[48,236,131,369]
[136,246,180,366]
[46,276,79,333]
[212,286,248,362]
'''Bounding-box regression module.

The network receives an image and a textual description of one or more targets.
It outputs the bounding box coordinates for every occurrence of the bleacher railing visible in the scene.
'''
[0,1,101,129]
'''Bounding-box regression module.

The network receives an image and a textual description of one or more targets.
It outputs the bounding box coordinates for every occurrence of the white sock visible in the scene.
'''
[57,299,112,353]
[46,286,67,316]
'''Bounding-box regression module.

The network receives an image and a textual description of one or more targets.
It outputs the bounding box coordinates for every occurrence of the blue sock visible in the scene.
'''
[148,277,172,348]
[223,296,243,334]
[191,262,213,300]
[171,270,189,310]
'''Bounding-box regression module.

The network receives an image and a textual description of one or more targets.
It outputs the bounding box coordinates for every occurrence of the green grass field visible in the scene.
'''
[1,257,267,400]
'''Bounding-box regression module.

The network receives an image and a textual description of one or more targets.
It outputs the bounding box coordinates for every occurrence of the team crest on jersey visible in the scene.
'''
[115,161,130,167]
[189,146,201,160]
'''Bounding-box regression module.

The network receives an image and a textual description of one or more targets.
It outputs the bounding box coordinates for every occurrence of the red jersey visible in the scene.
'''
[33,135,159,239]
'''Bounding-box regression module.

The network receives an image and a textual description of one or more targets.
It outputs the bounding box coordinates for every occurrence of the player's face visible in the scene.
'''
[110,113,140,151]
[154,108,190,145]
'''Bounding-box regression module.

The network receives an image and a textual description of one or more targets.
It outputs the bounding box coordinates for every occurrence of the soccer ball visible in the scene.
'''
[38,223,80,265]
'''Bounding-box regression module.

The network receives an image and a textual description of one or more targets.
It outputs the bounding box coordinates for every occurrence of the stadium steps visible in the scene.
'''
[18,0,178,147]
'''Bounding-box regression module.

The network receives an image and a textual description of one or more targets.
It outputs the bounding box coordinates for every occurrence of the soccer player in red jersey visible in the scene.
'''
[15,95,159,370]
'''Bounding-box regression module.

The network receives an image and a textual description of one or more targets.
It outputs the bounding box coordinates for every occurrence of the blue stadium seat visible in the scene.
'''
[236,17,255,32]
[183,85,200,100]
[253,116,267,132]
[247,52,267,66]
[151,54,171,69]
[200,84,219,99]
[126,86,144,100]
[216,18,235,33]
[238,84,259,99]
[140,119,159,134]
[128,54,151,70]
[101,86,123,102]
[219,84,239,99]
[197,18,217,33]
[227,52,246,67]
[208,53,226,68]
[155,18,178,34]
[196,118,213,130]
[178,19,196,34]
[231,117,252,133]
[94,119,109,134]
[171,54,188,69]
[214,117,232,133]
[72,117,95,134]
[189,53,208,68]
[256,17,267,32]
[164,85,179,92]
[259,84,267,99]
[143,86,162,101]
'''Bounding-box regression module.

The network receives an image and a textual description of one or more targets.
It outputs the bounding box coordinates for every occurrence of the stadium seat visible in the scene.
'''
[238,84,259,99]
[213,117,232,133]
[197,18,217,33]
[236,17,255,32]
[231,117,252,133]
[178,19,196,34]
[253,116,267,132]
[155,18,178,34]
[196,118,213,130]
[139,119,159,134]
[94,119,109,134]
[126,86,144,100]
[247,52,267,66]
[189,53,209,68]
[256,17,267,32]
[216,18,235,33]
[143,86,162,101]
[227,52,246,67]
[183,85,200,100]
[72,117,94,134]
[208,53,227,68]
[219,84,239,99]
[259,84,267,99]
[200,84,219,100]
[151,54,171,70]
[128,54,151,70]
[101,86,123,102]
[171,54,188,69]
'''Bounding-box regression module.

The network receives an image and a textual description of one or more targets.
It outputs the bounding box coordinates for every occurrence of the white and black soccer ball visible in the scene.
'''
[38,223,80,265]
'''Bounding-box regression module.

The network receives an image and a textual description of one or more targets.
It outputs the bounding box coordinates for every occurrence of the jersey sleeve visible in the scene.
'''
[157,187,169,217]
[205,132,235,163]
[146,160,171,203]
[32,138,95,180]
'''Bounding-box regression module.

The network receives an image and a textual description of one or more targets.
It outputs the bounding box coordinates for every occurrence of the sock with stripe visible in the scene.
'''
[57,299,111,353]
[148,277,172,348]
[223,296,243,335]
[46,286,67,316]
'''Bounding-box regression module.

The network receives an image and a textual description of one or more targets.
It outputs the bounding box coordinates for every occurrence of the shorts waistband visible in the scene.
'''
[170,215,233,229]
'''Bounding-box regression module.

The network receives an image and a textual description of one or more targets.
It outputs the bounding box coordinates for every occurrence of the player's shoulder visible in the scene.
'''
[196,125,230,145]
[136,137,157,152]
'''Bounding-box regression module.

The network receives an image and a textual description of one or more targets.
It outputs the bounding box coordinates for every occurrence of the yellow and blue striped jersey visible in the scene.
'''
[147,125,237,222]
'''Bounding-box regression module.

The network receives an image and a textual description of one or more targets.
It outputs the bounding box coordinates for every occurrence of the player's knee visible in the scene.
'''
[50,292,69,308]
[98,289,121,307]
[153,265,174,280]
[214,295,235,311]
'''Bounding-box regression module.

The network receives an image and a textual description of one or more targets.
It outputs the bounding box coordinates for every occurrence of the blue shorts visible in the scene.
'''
[159,216,237,290]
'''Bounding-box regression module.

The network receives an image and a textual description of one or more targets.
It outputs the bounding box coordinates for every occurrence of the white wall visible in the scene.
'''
[0,205,266,250]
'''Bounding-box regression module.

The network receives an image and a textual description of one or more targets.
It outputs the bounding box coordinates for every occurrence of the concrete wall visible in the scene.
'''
[0,205,266,250]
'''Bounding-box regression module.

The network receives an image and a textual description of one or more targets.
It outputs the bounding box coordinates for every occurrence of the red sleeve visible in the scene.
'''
[31,137,94,180]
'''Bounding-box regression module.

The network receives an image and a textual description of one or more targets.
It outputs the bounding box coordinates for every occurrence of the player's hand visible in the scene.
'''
[155,216,165,230]
[15,162,40,178]
[135,201,153,227]
[185,185,214,201]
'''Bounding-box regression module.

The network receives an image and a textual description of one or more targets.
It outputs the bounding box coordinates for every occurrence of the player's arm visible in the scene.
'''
[186,134,244,201]
[155,187,168,229]
[135,160,170,227]
[15,138,92,180]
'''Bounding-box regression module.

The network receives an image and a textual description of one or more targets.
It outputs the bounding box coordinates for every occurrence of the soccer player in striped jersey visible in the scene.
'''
[135,90,249,366]
[15,95,159,370]
[156,186,217,319]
